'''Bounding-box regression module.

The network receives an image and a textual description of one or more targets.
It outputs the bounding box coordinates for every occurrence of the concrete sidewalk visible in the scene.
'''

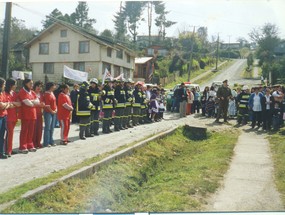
[207,130,284,211]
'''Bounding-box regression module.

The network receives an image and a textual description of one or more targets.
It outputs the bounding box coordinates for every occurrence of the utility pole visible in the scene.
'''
[148,1,153,46]
[187,26,196,82]
[215,33,220,71]
[1,2,12,79]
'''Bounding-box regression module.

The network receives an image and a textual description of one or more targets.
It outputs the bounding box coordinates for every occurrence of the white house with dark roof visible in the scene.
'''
[25,21,135,83]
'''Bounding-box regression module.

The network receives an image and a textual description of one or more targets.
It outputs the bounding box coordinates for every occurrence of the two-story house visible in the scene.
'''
[25,21,135,83]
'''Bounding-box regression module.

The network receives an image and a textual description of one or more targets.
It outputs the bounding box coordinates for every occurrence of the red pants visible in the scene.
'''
[6,121,16,155]
[20,119,36,150]
[59,119,70,142]
[33,114,43,148]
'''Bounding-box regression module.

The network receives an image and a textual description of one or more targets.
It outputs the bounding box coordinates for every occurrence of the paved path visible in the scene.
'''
[207,129,284,211]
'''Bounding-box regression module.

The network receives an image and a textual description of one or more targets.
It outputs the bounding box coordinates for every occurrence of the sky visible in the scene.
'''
[0,0,285,43]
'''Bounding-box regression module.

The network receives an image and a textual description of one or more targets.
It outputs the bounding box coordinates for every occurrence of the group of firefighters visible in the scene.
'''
[75,77,153,140]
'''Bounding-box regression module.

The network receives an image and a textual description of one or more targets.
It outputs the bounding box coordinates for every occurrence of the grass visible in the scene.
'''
[4,127,240,213]
[164,60,227,89]
[267,127,285,206]
[0,133,154,206]
[242,68,253,79]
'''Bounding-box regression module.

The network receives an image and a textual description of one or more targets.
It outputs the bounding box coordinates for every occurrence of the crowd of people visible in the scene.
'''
[172,80,285,130]
[0,77,167,159]
[0,76,284,160]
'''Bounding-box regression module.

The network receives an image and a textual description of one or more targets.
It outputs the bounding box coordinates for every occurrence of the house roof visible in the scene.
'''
[25,20,135,56]
[135,57,153,64]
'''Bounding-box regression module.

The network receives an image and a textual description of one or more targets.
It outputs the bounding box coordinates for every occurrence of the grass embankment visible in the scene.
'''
[268,127,285,206]
[164,59,235,90]
[4,128,239,213]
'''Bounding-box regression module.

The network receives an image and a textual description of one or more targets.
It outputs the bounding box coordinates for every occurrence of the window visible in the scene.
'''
[59,42,69,54]
[43,63,54,74]
[126,54,130,63]
[74,62,85,71]
[102,62,111,75]
[107,47,112,57]
[116,49,123,59]
[39,43,49,55]
[60,30,67,37]
[79,41,90,53]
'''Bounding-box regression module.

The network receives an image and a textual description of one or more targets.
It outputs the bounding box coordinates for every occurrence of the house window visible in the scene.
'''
[107,47,112,57]
[43,63,54,74]
[74,62,85,71]
[79,41,90,53]
[39,43,49,55]
[60,30,67,37]
[116,49,123,59]
[102,62,111,75]
[59,42,69,54]
[126,54,130,63]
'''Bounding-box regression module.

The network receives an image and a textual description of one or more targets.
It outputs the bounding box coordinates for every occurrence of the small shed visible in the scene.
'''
[134,57,154,82]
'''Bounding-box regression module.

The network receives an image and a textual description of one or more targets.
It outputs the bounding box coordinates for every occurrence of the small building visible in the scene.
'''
[274,41,285,57]
[25,21,135,83]
[134,57,154,82]
[146,45,169,57]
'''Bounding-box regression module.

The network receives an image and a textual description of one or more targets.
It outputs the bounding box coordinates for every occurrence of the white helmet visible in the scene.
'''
[90,78,98,84]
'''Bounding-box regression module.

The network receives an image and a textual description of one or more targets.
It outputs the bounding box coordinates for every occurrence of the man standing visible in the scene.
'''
[101,78,115,133]
[88,78,101,136]
[123,79,134,128]
[70,83,79,123]
[114,79,126,131]
[215,79,232,123]
[77,81,94,139]
[178,83,187,118]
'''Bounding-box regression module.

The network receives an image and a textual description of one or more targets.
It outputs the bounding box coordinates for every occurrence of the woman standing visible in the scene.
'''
[43,82,57,147]
[18,79,42,153]
[58,84,73,145]
[261,87,274,131]
[33,81,44,149]
[249,87,263,129]
[186,88,193,115]
[5,78,21,157]
[0,78,14,159]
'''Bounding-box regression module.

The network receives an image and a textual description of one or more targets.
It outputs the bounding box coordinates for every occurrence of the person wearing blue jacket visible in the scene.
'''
[248,87,264,128]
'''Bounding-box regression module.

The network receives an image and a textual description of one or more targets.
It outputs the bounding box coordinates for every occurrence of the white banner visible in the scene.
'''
[63,65,88,82]
[102,68,113,85]
[12,71,32,80]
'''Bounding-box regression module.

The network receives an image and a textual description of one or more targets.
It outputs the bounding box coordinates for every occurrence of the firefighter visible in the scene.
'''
[123,79,134,128]
[132,82,143,126]
[236,85,250,125]
[114,78,126,131]
[76,81,94,140]
[101,78,115,133]
[88,78,101,136]
[140,85,148,124]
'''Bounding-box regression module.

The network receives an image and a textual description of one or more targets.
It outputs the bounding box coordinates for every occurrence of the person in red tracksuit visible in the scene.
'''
[33,81,44,149]
[0,78,14,159]
[58,84,73,145]
[5,78,21,157]
[18,79,44,154]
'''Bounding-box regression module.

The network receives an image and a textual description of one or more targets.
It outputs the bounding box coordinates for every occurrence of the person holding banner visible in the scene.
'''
[88,78,101,136]
[101,78,115,133]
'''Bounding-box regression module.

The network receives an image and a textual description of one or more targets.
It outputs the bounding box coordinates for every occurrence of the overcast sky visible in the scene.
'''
[1,0,285,43]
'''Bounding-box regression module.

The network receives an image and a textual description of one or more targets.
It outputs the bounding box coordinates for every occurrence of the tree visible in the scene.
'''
[100,29,114,40]
[72,2,96,31]
[153,1,176,40]
[249,23,280,66]
[124,1,146,43]
[41,9,68,29]
[113,8,127,42]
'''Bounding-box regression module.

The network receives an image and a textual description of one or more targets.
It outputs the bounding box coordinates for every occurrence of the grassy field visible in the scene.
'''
[4,127,240,213]
[268,128,285,206]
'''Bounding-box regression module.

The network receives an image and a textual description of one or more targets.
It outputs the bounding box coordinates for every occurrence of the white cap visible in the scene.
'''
[242,85,249,90]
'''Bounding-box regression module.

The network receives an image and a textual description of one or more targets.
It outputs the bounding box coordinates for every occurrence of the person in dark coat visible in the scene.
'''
[70,83,79,123]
